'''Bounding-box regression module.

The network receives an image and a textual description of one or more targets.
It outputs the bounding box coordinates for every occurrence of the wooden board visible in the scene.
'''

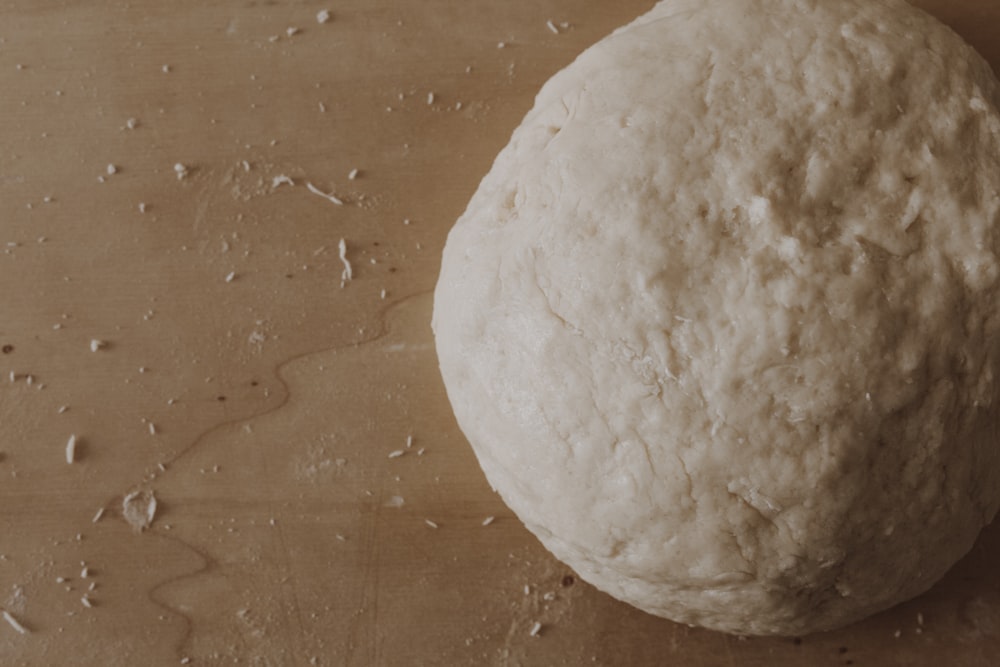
[1,1,998,665]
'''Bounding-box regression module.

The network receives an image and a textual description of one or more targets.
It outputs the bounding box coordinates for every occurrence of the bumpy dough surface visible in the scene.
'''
[432,0,1000,635]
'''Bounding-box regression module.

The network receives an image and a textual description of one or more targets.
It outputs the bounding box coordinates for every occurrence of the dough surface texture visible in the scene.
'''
[432,0,1000,635]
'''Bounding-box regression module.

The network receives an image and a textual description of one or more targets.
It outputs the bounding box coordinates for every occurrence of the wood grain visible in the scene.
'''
[0,1,998,665]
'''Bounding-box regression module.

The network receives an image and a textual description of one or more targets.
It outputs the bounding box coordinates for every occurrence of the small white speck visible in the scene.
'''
[180,658,191,665]
[225,271,236,283]
[416,447,426,456]
[427,92,435,105]
[317,9,332,23]
[58,405,69,414]
[162,64,171,73]
[138,202,147,213]
[529,621,542,637]
[2,610,28,634]
[497,41,506,49]
[286,27,300,37]
[125,118,138,130]
[893,629,902,638]
[92,508,104,523]
[66,434,77,464]
[546,20,559,34]
[318,101,327,112]
[388,450,405,459]
[90,339,106,352]
[424,519,439,529]
[80,567,89,579]
[348,168,359,180]
[482,516,495,526]
[106,164,118,176]
[174,163,188,180]
[917,612,924,626]
[80,596,93,608]
[524,584,530,595]
[148,422,157,435]
[380,289,386,300]
[403,218,411,225]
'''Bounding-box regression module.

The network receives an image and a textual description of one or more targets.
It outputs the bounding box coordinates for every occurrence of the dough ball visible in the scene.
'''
[432,0,1000,635]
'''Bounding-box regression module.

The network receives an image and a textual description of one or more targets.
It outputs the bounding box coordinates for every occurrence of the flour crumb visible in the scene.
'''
[92,508,105,523]
[482,516,495,526]
[306,181,344,206]
[80,595,93,608]
[125,117,138,130]
[2,609,27,634]
[427,92,435,105]
[90,339,106,352]
[225,271,236,283]
[106,164,118,176]
[348,168,359,180]
[272,174,294,188]
[384,495,405,508]
[338,238,352,287]
[546,20,559,34]
[529,621,542,637]
[122,489,157,531]
[65,434,77,464]
[317,9,332,23]
[424,519,439,529]
[174,163,189,180]
[58,405,69,414]
[406,434,413,449]
[148,422,157,435]
[138,202,147,213]
[387,450,405,459]
[286,27,300,37]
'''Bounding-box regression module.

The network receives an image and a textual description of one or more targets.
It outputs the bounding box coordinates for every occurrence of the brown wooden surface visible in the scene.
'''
[1,1,999,665]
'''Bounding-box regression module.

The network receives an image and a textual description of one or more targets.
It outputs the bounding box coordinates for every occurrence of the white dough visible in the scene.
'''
[433,0,1000,635]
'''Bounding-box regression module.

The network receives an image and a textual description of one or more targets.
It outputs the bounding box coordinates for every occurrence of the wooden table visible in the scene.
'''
[1,1,998,665]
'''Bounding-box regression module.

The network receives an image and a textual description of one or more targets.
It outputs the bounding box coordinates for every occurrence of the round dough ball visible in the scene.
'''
[432,0,1000,636]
